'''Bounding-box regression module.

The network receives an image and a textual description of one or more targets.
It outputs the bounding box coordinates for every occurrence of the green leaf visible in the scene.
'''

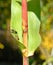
[11,0,22,43]
[11,0,25,50]
[11,0,41,56]
[10,33,26,50]
[28,12,41,56]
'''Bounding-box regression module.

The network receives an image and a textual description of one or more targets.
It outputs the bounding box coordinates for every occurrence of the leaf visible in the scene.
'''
[11,0,25,50]
[10,33,26,50]
[11,0,23,43]
[28,12,41,56]
[11,0,41,56]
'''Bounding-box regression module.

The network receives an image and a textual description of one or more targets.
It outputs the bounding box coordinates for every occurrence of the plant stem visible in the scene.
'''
[22,0,28,65]
[23,56,29,65]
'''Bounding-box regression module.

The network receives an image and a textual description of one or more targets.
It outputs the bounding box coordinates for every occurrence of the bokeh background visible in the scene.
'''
[0,0,53,65]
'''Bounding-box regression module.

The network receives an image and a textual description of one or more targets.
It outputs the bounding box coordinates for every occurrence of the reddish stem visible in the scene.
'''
[23,56,29,65]
[22,0,28,48]
[22,0,28,65]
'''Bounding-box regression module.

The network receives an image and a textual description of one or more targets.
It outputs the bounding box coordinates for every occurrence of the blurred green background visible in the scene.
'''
[0,0,10,30]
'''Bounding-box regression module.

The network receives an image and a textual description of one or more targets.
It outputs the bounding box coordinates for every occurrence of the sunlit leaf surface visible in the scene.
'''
[28,12,41,56]
[11,0,41,56]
